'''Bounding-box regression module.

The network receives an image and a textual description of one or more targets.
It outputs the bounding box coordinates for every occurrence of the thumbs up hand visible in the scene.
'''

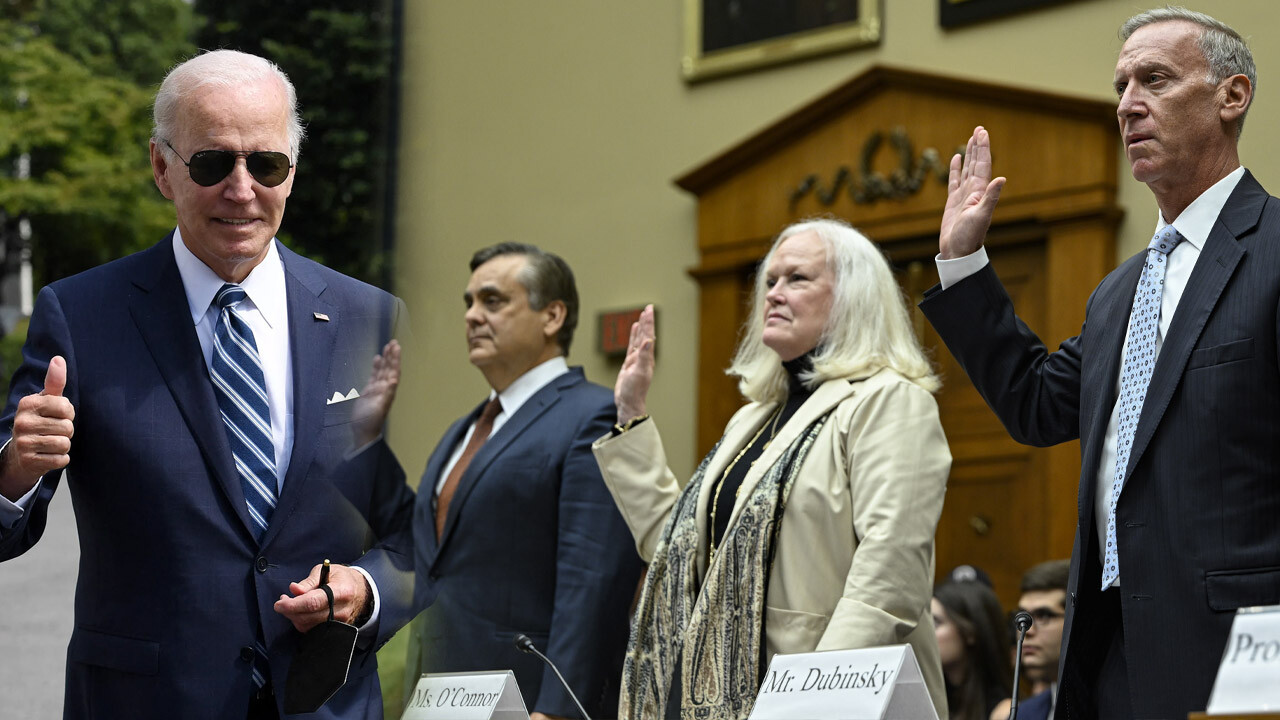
[0,356,76,501]
[41,355,67,398]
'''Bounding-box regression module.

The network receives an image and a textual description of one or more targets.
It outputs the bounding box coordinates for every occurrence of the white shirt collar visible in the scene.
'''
[172,228,288,329]
[492,356,570,415]
[1157,165,1245,252]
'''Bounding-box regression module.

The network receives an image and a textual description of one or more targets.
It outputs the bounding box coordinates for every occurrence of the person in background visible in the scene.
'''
[932,580,1013,720]
[989,559,1069,720]
[594,218,950,719]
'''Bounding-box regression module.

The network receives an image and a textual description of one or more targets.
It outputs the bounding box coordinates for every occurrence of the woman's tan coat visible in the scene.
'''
[592,368,951,718]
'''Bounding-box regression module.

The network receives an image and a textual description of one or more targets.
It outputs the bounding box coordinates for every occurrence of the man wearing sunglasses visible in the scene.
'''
[0,50,415,720]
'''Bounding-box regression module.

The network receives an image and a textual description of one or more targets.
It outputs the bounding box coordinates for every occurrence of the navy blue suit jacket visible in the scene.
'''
[409,368,642,718]
[1018,689,1053,720]
[921,172,1280,718]
[0,237,416,719]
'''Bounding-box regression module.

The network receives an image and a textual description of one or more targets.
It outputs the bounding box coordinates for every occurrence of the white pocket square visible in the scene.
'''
[327,388,360,405]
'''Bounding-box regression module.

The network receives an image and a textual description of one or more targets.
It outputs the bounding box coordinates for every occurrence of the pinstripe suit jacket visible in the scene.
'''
[920,171,1280,719]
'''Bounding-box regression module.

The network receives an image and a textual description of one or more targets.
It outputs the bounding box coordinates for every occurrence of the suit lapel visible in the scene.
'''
[436,371,578,553]
[266,245,337,546]
[1124,174,1264,482]
[721,378,854,534]
[128,238,256,540]
[1077,255,1143,525]
[420,408,482,557]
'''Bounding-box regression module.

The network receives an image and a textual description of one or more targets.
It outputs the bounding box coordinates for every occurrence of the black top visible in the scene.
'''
[709,355,816,551]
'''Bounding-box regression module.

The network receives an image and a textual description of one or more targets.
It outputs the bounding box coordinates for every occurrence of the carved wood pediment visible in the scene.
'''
[678,65,1118,269]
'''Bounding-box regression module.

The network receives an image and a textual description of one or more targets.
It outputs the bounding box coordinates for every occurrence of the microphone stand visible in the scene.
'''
[1009,611,1034,720]
[514,633,594,720]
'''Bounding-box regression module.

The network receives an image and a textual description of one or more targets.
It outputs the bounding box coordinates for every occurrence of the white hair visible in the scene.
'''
[728,218,940,404]
[152,49,305,161]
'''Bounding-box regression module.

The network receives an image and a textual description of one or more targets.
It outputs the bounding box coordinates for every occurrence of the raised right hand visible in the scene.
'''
[614,305,655,426]
[1,356,75,501]
[939,126,1006,260]
[351,339,401,450]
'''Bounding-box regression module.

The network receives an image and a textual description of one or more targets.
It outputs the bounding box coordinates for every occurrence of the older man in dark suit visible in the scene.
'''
[405,243,642,720]
[0,50,415,719]
[920,7,1279,719]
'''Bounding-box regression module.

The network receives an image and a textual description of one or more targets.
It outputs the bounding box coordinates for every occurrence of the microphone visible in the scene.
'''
[513,633,593,720]
[1008,611,1034,720]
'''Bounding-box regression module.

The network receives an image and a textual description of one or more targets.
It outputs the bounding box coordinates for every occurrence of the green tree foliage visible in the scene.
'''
[195,0,397,288]
[31,0,196,85]
[0,0,194,286]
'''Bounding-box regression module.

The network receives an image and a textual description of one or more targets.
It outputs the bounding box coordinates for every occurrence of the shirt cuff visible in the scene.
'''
[349,565,381,642]
[936,246,990,290]
[345,433,383,462]
[0,439,42,530]
[0,480,40,530]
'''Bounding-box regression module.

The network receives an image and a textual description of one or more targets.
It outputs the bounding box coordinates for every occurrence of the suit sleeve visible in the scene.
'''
[592,408,752,561]
[535,392,644,719]
[347,291,418,649]
[347,437,417,649]
[919,262,1083,446]
[591,418,683,562]
[0,285,77,561]
[816,380,949,650]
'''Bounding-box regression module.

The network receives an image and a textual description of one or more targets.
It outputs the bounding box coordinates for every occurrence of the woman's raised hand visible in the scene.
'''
[614,305,655,425]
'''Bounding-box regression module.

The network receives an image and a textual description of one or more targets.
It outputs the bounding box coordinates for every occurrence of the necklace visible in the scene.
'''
[708,405,784,561]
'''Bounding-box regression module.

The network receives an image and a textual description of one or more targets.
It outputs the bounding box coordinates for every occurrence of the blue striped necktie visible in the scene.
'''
[211,283,278,692]
[1101,225,1184,589]
[211,283,278,541]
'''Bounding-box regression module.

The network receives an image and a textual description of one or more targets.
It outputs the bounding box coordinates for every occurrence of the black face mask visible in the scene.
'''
[283,584,358,714]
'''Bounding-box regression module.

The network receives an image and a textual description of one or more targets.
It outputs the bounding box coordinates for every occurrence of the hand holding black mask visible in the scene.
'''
[284,565,358,714]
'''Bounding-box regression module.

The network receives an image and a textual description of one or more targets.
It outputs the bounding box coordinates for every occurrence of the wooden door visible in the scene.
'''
[893,240,1075,597]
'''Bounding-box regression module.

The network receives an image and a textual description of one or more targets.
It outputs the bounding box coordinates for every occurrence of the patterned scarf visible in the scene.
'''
[620,411,830,720]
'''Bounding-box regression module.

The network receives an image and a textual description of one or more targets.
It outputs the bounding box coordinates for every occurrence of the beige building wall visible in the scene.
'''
[388,0,1279,480]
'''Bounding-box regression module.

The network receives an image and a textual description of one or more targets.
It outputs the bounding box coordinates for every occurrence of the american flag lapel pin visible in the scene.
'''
[313,312,330,322]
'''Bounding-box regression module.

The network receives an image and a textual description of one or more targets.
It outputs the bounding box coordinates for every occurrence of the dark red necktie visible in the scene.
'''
[436,397,502,540]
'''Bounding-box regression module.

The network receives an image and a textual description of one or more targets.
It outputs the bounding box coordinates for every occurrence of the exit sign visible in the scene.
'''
[598,306,653,358]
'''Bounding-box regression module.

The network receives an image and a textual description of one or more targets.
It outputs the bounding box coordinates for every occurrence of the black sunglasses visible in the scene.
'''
[164,140,293,188]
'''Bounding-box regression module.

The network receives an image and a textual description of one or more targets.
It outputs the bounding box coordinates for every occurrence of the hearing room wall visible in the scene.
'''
[387,0,1279,481]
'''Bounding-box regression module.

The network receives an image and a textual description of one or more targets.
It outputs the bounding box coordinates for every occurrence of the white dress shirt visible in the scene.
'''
[173,229,295,487]
[936,166,1245,587]
[435,356,570,495]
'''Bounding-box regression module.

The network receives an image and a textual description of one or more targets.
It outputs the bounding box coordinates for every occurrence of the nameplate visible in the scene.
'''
[402,670,529,720]
[1207,604,1280,714]
[748,644,937,720]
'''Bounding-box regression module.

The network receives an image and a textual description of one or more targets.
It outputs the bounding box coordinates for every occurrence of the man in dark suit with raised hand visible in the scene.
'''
[0,50,415,719]
[406,243,642,720]
[919,7,1279,719]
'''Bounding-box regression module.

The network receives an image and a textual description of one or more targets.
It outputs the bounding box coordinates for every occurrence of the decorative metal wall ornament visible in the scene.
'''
[789,127,954,207]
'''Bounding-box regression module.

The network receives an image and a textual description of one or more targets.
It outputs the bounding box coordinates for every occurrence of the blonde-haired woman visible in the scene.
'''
[593,218,951,719]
